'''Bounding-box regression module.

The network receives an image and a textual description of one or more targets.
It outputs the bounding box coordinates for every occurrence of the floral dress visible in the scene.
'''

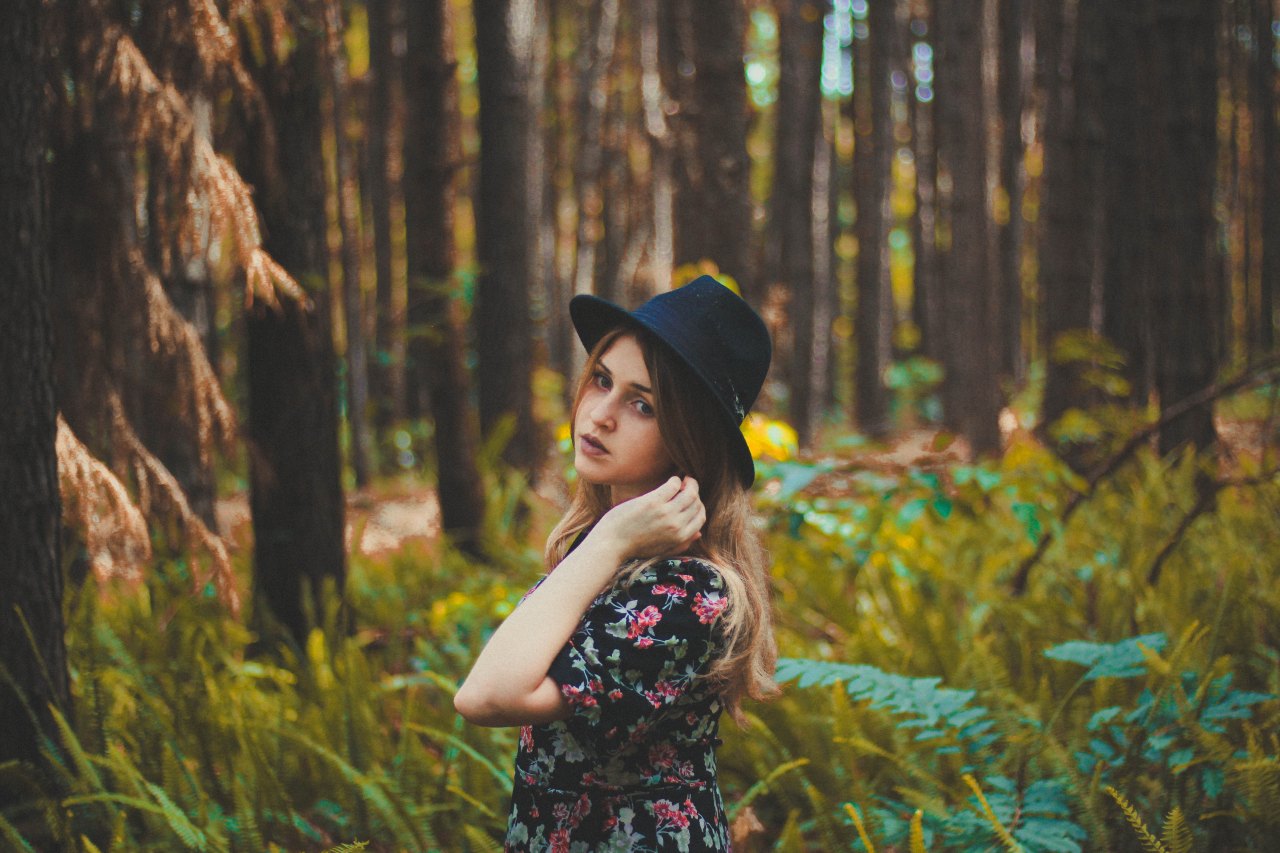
[505,557,732,852]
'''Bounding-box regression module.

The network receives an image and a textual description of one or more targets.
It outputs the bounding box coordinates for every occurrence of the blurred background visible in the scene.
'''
[3,0,1279,850]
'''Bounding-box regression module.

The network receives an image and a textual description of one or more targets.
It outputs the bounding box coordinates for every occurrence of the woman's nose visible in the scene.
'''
[589,396,616,428]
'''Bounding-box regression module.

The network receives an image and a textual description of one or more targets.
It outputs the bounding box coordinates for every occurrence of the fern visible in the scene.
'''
[908,809,928,853]
[844,802,877,853]
[962,774,1023,853]
[1160,807,1194,853]
[1105,786,1169,853]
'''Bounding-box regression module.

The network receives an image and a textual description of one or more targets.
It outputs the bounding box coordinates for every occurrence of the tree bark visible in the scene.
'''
[660,0,753,291]
[909,2,942,367]
[474,0,542,474]
[1100,1,1150,403]
[1253,0,1278,353]
[366,0,405,432]
[769,0,825,445]
[1142,0,1220,455]
[240,1,347,644]
[851,0,892,439]
[405,0,487,552]
[935,0,1001,453]
[325,0,373,488]
[996,0,1027,382]
[0,0,71,790]
[1039,0,1107,449]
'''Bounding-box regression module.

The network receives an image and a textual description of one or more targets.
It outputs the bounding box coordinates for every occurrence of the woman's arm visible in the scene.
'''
[454,476,705,727]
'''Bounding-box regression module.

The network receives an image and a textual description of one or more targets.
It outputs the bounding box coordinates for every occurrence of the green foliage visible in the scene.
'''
[5,420,1276,850]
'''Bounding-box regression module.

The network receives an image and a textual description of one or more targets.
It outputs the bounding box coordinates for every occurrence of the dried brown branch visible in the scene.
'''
[56,416,152,586]
[1010,354,1280,595]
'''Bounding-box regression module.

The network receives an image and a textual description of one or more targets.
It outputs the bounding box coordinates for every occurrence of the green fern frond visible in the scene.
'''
[726,757,809,819]
[1105,786,1170,853]
[407,723,514,793]
[843,802,877,853]
[1160,806,1194,853]
[962,774,1023,852]
[145,781,208,851]
[444,784,502,821]
[908,809,927,853]
[320,843,369,853]
[463,824,505,853]
[0,812,36,853]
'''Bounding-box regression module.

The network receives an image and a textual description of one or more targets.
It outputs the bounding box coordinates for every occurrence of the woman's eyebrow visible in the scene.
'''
[597,358,652,394]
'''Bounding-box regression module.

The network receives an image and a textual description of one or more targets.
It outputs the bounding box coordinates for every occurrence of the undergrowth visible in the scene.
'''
[2,434,1277,850]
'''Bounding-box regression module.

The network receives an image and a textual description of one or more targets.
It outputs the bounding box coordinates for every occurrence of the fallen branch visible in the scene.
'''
[1010,354,1280,595]
[1146,472,1278,586]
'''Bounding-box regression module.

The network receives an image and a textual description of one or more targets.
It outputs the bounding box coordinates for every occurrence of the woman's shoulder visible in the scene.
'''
[633,556,726,594]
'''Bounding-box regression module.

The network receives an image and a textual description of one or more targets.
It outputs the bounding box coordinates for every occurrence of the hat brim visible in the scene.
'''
[570,294,758,487]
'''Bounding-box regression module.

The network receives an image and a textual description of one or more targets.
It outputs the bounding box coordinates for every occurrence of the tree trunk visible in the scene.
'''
[1253,0,1278,353]
[0,0,71,792]
[935,0,1001,453]
[852,0,892,439]
[768,0,824,445]
[240,2,347,645]
[642,0,674,296]
[1143,0,1219,455]
[325,0,373,488]
[366,0,405,432]
[1039,0,1107,452]
[1100,1,1150,404]
[660,0,753,291]
[909,2,942,367]
[996,0,1027,382]
[405,0,487,552]
[474,0,541,474]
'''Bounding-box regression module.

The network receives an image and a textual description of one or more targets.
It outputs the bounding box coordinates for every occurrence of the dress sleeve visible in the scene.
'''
[546,558,727,745]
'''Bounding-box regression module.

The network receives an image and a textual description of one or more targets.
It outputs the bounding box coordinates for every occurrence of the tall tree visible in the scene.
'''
[851,0,893,439]
[910,1,943,367]
[239,1,347,643]
[366,0,405,434]
[996,0,1027,382]
[935,0,1001,453]
[1039,0,1107,453]
[1252,0,1278,353]
[1142,0,1220,454]
[660,0,754,290]
[769,0,826,445]
[325,0,373,487]
[473,0,542,474]
[405,0,487,552]
[0,0,70,791]
[1099,1,1150,403]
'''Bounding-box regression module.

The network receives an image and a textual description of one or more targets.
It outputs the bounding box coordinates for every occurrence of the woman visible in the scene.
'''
[455,275,777,851]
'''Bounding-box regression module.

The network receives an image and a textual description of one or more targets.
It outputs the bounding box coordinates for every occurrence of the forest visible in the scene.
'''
[2,0,1278,850]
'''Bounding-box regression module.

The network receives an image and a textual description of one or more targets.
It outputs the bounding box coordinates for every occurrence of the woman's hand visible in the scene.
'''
[594,476,706,559]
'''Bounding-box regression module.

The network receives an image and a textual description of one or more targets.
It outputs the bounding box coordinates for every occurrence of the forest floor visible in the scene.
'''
[213,414,1273,561]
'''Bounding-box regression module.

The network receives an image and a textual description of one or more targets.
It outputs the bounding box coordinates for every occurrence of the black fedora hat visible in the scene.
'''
[569,275,772,487]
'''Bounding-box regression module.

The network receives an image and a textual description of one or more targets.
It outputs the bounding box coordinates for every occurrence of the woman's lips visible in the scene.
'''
[579,434,608,456]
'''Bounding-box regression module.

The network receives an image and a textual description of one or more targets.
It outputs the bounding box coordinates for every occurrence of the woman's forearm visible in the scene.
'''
[453,530,627,725]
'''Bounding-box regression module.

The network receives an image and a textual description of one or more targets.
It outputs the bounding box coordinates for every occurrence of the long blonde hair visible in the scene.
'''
[545,327,778,722]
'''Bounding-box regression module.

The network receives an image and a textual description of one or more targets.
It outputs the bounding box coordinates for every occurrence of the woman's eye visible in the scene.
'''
[634,399,655,417]
[593,372,612,390]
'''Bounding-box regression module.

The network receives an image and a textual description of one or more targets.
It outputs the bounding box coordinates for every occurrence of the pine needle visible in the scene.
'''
[908,808,928,853]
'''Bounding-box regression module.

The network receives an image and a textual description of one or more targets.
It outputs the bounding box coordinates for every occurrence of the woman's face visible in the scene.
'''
[573,334,675,505]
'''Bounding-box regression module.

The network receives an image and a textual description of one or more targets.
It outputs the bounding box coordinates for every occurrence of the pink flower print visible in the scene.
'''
[653,799,691,829]
[608,689,623,701]
[634,636,654,649]
[692,592,727,624]
[653,583,688,599]
[683,798,699,818]
[561,683,597,708]
[553,802,571,822]
[627,605,663,638]
[571,792,591,823]
[549,828,571,853]
[520,726,534,751]
[649,742,677,768]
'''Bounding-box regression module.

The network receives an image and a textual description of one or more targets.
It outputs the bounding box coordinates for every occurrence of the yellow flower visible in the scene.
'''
[742,415,798,462]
